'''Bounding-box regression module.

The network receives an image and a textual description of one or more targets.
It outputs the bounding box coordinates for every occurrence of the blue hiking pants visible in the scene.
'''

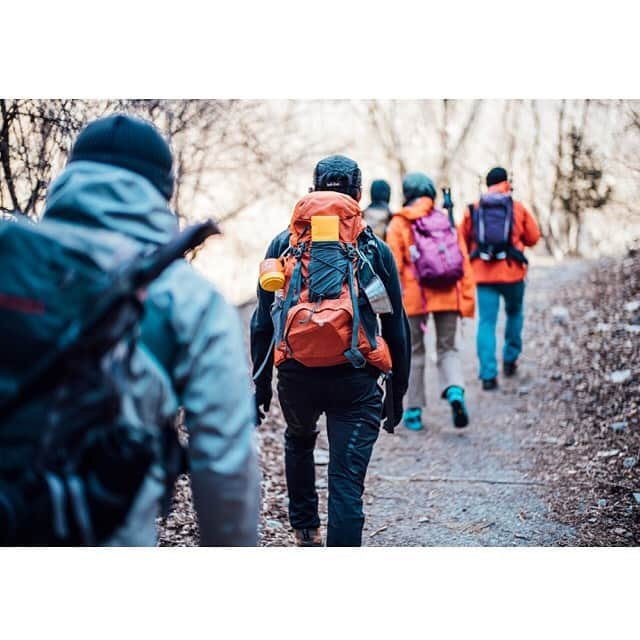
[476,281,526,380]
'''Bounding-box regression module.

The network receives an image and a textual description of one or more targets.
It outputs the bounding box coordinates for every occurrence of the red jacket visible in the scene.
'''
[386,196,476,318]
[459,181,541,284]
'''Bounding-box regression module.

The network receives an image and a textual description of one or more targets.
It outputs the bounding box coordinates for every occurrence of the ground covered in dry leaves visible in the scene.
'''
[159,252,639,547]
[529,252,639,545]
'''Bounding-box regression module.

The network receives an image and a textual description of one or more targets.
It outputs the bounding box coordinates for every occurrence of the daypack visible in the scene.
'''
[469,192,527,264]
[0,216,218,545]
[271,191,392,372]
[411,208,464,289]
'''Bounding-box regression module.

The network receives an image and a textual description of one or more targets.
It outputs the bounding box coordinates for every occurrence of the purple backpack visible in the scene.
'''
[410,208,464,289]
[470,192,514,261]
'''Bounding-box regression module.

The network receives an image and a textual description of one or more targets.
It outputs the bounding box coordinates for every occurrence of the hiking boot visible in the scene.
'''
[445,386,469,428]
[503,360,518,377]
[403,407,423,431]
[293,528,323,547]
[482,378,498,391]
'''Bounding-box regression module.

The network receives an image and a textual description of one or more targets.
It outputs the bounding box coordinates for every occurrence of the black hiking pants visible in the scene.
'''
[277,363,383,547]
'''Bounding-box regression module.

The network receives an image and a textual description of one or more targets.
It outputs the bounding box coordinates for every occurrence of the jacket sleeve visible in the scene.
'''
[384,216,406,280]
[250,231,289,389]
[375,239,411,401]
[459,206,474,252]
[457,230,476,318]
[520,203,541,248]
[169,267,260,546]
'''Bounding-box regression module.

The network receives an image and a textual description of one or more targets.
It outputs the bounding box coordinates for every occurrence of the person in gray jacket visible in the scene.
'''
[42,114,260,546]
[362,179,393,240]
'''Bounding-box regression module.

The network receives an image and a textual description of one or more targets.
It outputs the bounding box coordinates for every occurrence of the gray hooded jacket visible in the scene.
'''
[43,161,260,546]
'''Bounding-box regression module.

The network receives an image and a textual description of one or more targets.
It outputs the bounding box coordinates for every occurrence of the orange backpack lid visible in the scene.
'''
[289,191,366,245]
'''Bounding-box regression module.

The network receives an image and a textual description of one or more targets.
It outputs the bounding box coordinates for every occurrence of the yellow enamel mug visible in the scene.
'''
[259,258,285,292]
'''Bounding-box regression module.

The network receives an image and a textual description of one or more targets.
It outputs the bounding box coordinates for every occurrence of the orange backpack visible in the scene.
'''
[272,191,392,372]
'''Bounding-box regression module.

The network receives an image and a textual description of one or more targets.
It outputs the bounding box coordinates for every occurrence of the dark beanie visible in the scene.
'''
[402,172,436,205]
[313,155,362,199]
[486,166,508,187]
[370,179,391,204]
[68,113,175,200]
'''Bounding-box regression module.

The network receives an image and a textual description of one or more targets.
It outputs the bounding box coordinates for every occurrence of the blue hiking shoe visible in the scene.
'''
[445,386,469,429]
[403,407,423,431]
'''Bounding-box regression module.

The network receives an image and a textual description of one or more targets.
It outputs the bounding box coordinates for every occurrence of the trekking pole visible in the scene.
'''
[442,187,455,227]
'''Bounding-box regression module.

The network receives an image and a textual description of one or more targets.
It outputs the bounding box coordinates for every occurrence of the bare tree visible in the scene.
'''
[544,99,613,255]
[556,126,613,255]
[366,100,408,185]
[2,99,636,260]
[435,99,482,186]
[0,99,329,225]
[0,99,92,217]
[363,99,482,190]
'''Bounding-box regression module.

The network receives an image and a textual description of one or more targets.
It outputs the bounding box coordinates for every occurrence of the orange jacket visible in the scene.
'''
[386,196,476,318]
[460,181,541,284]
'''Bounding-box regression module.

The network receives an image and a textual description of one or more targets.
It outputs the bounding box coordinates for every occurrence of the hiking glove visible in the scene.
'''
[254,383,272,426]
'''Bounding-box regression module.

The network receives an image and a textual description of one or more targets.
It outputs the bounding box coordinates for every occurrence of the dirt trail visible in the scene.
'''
[257,260,590,546]
[355,259,590,546]
[160,257,637,547]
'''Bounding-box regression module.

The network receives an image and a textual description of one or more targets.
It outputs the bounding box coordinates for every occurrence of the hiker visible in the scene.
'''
[386,173,475,431]
[33,114,259,545]
[251,155,410,547]
[460,167,541,390]
[362,179,393,240]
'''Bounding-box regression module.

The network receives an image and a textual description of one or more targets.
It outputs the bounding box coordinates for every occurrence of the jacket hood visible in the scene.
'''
[395,196,434,221]
[487,180,511,195]
[42,160,179,246]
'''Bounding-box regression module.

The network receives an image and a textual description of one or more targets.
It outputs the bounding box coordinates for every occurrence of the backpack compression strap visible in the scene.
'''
[343,244,367,369]
[276,243,305,346]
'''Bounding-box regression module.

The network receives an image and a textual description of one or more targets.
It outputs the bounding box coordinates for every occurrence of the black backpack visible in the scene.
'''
[0,216,219,545]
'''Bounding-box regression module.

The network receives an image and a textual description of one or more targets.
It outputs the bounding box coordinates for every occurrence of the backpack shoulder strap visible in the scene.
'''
[504,198,528,265]
[505,196,515,244]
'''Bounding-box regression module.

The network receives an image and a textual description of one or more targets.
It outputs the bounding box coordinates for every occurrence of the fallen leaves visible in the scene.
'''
[531,251,640,546]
